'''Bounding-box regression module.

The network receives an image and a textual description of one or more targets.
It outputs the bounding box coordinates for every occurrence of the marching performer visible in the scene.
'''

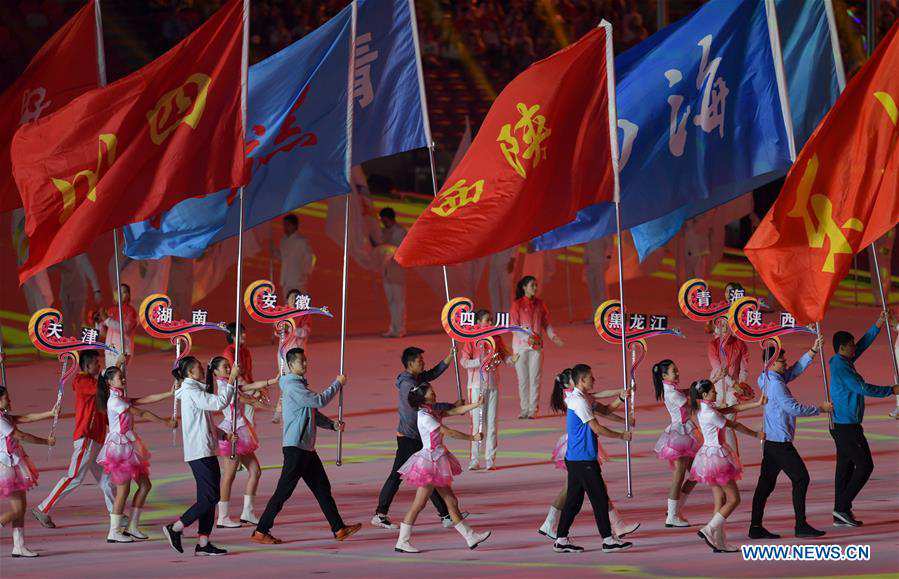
[98,283,138,369]
[95,366,175,543]
[273,289,313,424]
[278,214,315,296]
[223,323,264,427]
[652,359,700,527]
[689,379,765,553]
[378,207,407,338]
[511,275,563,419]
[708,315,750,449]
[393,382,489,553]
[0,383,56,557]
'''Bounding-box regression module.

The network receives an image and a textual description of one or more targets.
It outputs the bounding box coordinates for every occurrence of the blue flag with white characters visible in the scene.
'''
[533,0,833,258]
[124,0,427,259]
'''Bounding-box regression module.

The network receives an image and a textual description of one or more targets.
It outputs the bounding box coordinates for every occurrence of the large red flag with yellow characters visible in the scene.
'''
[12,0,248,283]
[745,22,899,323]
[0,0,100,213]
[395,23,617,267]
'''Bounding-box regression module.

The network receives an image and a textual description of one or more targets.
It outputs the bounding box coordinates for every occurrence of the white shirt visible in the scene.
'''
[696,400,726,448]
[416,408,444,451]
[105,391,134,438]
[175,378,234,462]
[217,378,248,432]
[0,413,21,467]
[279,232,314,292]
[662,382,690,425]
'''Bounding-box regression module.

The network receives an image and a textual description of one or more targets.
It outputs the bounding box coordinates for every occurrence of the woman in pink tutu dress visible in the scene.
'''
[0,382,56,558]
[689,379,765,553]
[206,356,278,529]
[538,368,639,541]
[652,359,701,528]
[394,382,490,553]
[96,366,175,543]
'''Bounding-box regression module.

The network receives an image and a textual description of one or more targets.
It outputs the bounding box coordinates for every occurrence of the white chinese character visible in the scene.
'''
[629,314,647,331]
[617,118,639,170]
[745,310,763,327]
[459,311,476,327]
[353,32,379,109]
[494,312,510,327]
[261,291,278,310]
[295,294,311,311]
[692,35,729,137]
[609,312,623,330]
[20,87,51,124]
[664,69,691,157]
[192,309,208,325]
[780,313,795,328]
[697,290,712,307]
[156,307,173,324]
[47,321,64,339]
[729,288,745,303]
[650,315,668,331]
[81,328,98,344]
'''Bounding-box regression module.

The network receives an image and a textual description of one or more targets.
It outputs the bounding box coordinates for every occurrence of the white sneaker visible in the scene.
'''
[216,516,241,529]
[371,514,399,530]
[107,528,134,544]
[666,513,690,528]
[468,460,481,471]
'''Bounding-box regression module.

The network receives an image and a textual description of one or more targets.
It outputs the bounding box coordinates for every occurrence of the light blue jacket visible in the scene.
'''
[281,373,341,451]
[758,352,818,442]
[828,323,893,425]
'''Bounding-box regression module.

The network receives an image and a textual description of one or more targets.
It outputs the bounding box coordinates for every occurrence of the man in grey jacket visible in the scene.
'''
[251,348,361,544]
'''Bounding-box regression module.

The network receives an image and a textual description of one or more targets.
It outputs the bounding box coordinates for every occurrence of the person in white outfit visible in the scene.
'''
[378,207,407,338]
[460,310,517,471]
[278,214,315,296]
[488,248,516,315]
[583,237,612,318]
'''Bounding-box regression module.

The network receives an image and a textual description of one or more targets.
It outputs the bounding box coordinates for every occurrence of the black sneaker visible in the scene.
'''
[832,511,862,527]
[553,540,584,553]
[195,543,228,556]
[602,539,633,553]
[748,525,780,539]
[795,523,826,538]
[163,524,183,554]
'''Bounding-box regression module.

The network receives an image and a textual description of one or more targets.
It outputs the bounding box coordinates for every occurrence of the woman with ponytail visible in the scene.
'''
[651,359,700,527]
[539,367,639,552]
[689,379,766,553]
[96,366,175,543]
[510,276,563,419]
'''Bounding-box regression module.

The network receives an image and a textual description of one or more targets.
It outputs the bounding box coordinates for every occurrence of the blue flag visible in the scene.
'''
[533,0,794,254]
[124,0,427,259]
[627,0,843,260]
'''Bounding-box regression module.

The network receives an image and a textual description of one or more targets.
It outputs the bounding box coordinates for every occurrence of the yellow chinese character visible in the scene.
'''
[52,133,117,224]
[786,154,863,273]
[497,102,550,178]
[147,73,211,145]
[431,179,485,217]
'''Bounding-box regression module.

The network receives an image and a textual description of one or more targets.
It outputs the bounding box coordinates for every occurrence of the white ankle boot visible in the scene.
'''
[394,523,419,553]
[698,524,723,552]
[240,495,258,525]
[107,514,134,543]
[216,501,241,528]
[538,506,560,539]
[666,499,689,527]
[455,521,490,549]
[126,508,148,540]
[609,507,641,538]
[11,528,38,558]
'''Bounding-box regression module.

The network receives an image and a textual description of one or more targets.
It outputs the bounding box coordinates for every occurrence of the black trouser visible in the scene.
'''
[256,447,344,535]
[830,424,874,513]
[376,436,449,517]
[180,456,221,536]
[750,440,810,527]
[556,460,612,539]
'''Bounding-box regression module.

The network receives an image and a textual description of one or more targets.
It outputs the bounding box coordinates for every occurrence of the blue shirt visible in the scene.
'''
[828,323,894,425]
[281,374,341,451]
[564,389,598,461]
[758,352,819,442]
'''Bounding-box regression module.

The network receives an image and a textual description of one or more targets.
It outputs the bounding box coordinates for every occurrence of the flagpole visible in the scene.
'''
[336,0,358,468]
[766,0,834,425]
[230,0,250,460]
[408,0,463,401]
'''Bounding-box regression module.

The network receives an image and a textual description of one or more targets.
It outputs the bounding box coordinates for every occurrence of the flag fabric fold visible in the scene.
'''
[0,0,100,213]
[12,0,248,282]
[395,24,616,267]
[745,22,899,324]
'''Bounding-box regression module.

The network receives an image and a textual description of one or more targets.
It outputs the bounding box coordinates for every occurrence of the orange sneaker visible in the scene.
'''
[334,523,362,541]
[250,531,282,544]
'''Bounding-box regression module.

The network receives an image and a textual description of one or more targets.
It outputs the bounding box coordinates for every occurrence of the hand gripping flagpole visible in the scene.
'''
[408,0,463,402]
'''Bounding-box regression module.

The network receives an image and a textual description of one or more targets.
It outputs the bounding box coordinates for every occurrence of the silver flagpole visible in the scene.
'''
[336,0,358,467]
[230,0,250,460]
[407,0,463,400]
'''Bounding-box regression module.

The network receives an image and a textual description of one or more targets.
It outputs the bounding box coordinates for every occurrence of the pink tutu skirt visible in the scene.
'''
[654,422,701,468]
[0,453,39,498]
[551,434,608,470]
[97,433,151,485]
[217,424,259,457]
[398,446,462,487]
[689,444,742,485]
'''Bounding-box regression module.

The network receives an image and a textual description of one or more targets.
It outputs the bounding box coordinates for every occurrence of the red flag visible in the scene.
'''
[745,23,899,323]
[395,24,617,267]
[12,0,249,283]
[0,1,99,213]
